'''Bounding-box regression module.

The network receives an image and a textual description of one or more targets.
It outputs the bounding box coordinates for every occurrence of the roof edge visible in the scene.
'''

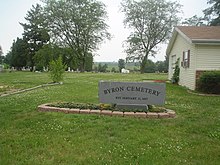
[192,39,220,44]
[166,27,192,55]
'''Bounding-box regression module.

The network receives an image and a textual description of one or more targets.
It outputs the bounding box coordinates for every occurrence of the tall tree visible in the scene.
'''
[9,38,29,70]
[118,59,125,72]
[43,0,110,72]
[121,0,181,73]
[20,4,50,71]
[203,0,220,26]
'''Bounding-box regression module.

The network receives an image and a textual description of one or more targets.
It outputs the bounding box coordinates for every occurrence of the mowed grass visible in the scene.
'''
[0,72,220,165]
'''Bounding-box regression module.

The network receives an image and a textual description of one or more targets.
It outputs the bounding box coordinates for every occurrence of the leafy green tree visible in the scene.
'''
[85,53,93,72]
[203,0,220,26]
[98,63,108,72]
[49,56,66,83]
[9,38,29,70]
[155,56,168,73]
[34,44,55,71]
[121,0,181,73]
[34,44,78,71]
[143,59,156,73]
[118,59,125,72]
[43,0,110,72]
[111,67,116,73]
[20,4,50,70]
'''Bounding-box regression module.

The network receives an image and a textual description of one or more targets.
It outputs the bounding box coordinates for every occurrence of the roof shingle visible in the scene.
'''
[176,26,220,40]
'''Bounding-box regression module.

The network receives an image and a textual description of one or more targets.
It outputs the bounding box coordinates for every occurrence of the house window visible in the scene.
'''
[171,55,176,69]
[181,50,190,68]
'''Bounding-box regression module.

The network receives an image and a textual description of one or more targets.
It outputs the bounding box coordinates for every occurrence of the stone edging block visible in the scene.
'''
[79,109,91,114]
[100,110,112,116]
[37,104,176,119]
[134,112,147,118]
[124,112,135,117]
[90,110,101,115]
[112,111,124,117]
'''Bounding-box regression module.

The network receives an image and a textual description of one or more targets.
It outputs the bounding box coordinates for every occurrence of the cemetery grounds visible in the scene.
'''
[0,72,220,165]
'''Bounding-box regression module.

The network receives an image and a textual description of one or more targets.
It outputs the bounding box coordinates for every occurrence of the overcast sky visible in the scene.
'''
[0,0,208,62]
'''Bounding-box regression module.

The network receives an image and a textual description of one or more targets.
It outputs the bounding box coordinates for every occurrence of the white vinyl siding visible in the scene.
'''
[168,34,196,90]
[196,45,220,70]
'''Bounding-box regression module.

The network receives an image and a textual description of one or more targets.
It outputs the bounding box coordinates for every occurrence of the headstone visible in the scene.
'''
[99,81,166,110]
[0,65,3,72]
[68,67,71,72]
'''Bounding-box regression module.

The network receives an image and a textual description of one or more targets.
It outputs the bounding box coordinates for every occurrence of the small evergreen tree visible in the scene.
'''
[49,56,66,83]
[118,59,125,72]
[172,58,180,84]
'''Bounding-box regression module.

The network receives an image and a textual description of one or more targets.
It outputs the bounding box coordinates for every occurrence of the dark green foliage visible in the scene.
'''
[8,38,29,70]
[197,71,220,94]
[0,45,3,56]
[84,53,93,72]
[20,4,50,70]
[111,67,116,73]
[172,58,180,84]
[118,59,125,72]
[143,59,156,73]
[98,63,108,72]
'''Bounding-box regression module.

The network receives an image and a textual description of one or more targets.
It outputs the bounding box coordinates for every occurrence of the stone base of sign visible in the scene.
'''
[38,104,176,119]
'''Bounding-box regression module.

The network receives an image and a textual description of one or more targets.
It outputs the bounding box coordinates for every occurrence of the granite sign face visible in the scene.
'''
[99,81,166,105]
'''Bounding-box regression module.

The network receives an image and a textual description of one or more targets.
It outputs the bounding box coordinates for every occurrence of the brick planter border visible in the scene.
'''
[38,104,176,119]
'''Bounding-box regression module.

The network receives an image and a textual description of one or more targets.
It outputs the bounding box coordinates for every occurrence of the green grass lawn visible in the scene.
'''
[0,72,220,165]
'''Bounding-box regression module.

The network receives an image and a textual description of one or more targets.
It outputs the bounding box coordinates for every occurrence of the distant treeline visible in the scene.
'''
[93,58,168,73]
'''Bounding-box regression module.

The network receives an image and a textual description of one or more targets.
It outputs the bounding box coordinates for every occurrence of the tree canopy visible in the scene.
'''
[9,38,29,70]
[121,0,181,73]
[43,0,110,71]
[204,0,220,26]
[20,4,50,70]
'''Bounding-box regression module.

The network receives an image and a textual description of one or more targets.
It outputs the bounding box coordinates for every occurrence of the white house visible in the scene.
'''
[166,26,220,90]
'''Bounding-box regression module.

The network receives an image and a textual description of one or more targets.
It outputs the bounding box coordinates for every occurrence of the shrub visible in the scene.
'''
[171,58,180,84]
[197,71,220,94]
[49,56,66,83]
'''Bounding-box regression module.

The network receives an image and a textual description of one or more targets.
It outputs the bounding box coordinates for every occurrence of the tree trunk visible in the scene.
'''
[140,56,148,74]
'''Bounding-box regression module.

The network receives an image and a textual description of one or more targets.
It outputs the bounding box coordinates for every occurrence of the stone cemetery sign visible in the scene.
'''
[99,81,166,106]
